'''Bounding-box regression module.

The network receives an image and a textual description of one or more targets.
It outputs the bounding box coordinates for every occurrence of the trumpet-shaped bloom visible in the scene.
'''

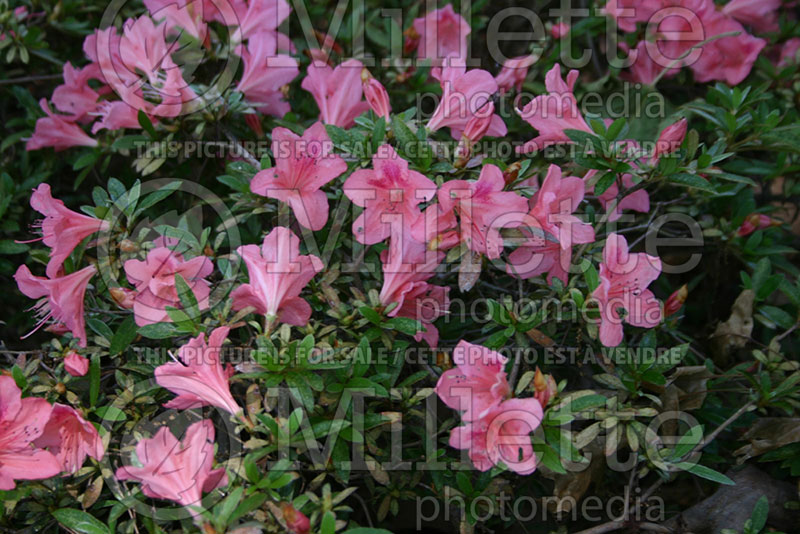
[91,101,146,133]
[411,4,471,65]
[115,420,228,512]
[14,264,97,347]
[516,64,591,154]
[64,351,89,376]
[26,99,98,152]
[301,59,370,128]
[155,326,241,415]
[437,164,529,259]
[251,122,346,230]
[51,62,100,122]
[592,233,662,347]
[448,397,543,474]
[602,0,662,32]
[507,164,594,283]
[0,376,62,490]
[343,144,437,245]
[231,227,323,326]
[33,403,104,474]
[722,0,780,33]
[379,235,449,348]
[495,55,536,94]
[436,340,510,421]
[427,56,506,139]
[144,0,208,40]
[231,0,290,41]
[28,183,110,278]
[235,31,299,117]
[124,246,214,326]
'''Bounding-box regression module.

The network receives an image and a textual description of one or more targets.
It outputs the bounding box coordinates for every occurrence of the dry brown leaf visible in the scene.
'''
[458,249,482,292]
[734,417,800,461]
[710,289,755,364]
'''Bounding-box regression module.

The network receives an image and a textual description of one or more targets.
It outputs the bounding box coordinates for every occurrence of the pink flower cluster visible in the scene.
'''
[0,376,104,490]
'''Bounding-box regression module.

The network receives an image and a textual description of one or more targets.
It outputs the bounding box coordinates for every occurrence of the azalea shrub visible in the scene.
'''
[2,0,800,533]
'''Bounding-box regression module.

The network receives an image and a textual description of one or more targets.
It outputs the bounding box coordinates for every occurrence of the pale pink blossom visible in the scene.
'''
[14,264,97,347]
[722,0,780,33]
[301,59,370,127]
[0,376,62,490]
[155,326,241,415]
[51,63,100,122]
[586,169,650,223]
[778,38,800,66]
[343,144,437,245]
[91,101,145,133]
[688,13,766,85]
[231,227,323,326]
[231,0,291,42]
[494,55,536,94]
[33,403,104,474]
[507,164,594,283]
[26,183,109,278]
[437,164,529,259]
[251,122,346,230]
[620,41,679,85]
[427,55,506,139]
[26,99,98,152]
[379,235,449,348]
[124,246,213,326]
[411,4,471,65]
[436,340,510,421]
[64,351,89,377]
[592,233,662,347]
[115,420,228,512]
[144,0,208,40]
[235,31,299,117]
[448,398,543,474]
[516,64,591,154]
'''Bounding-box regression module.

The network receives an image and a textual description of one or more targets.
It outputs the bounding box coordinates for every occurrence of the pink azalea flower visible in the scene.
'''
[231,0,291,42]
[0,376,62,490]
[411,4,471,65]
[516,64,592,154]
[507,164,595,283]
[231,227,323,326]
[585,169,650,223]
[436,340,510,421]
[592,233,662,347]
[437,164,529,259]
[494,55,536,94]
[51,63,100,122]
[24,183,109,278]
[155,326,241,415]
[14,264,96,347]
[620,40,679,86]
[115,419,228,512]
[301,59,370,128]
[32,403,104,474]
[343,144,437,245]
[779,38,800,67]
[687,13,766,85]
[124,246,214,326]
[362,74,391,120]
[551,22,570,38]
[144,0,208,40]
[26,99,98,152]
[251,122,346,230]
[91,101,145,133]
[448,397,543,475]
[64,351,90,376]
[235,31,299,118]
[426,55,506,139]
[379,235,449,348]
[722,0,780,33]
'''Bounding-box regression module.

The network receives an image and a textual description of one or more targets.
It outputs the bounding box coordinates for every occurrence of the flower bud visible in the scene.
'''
[533,367,557,407]
[737,213,776,237]
[503,161,523,186]
[551,22,570,38]
[403,26,420,55]
[109,287,136,309]
[362,71,391,120]
[64,351,89,377]
[244,113,263,138]
[664,284,688,317]
[654,118,687,159]
[281,503,310,534]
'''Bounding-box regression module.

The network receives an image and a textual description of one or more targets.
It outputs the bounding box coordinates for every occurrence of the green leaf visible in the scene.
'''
[669,173,717,193]
[594,172,616,196]
[321,511,336,534]
[109,316,138,356]
[138,110,156,138]
[138,322,180,339]
[11,365,26,390]
[175,273,200,320]
[86,318,114,342]
[677,462,735,485]
[89,354,101,407]
[749,495,769,533]
[52,509,110,534]
[213,487,243,530]
[385,316,423,336]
